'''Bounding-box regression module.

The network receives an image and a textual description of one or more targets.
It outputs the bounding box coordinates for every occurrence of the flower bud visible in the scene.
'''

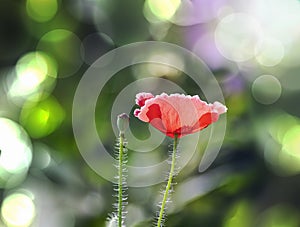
[117,113,129,133]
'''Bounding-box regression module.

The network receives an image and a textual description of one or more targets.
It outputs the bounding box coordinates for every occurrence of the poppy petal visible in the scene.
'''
[134,93,227,138]
[135,92,154,107]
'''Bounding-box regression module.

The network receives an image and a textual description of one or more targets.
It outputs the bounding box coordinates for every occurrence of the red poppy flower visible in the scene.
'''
[134,93,227,138]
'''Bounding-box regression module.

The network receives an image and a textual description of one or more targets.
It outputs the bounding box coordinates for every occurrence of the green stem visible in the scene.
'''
[157,134,179,227]
[118,133,124,227]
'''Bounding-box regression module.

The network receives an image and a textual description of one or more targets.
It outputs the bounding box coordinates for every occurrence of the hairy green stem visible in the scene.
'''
[118,133,124,227]
[157,134,178,227]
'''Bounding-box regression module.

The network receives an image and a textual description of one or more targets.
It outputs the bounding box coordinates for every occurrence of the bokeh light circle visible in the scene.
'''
[251,75,282,105]
[258,112,300,176]
[1,192,35,227]
[36,29,83,78]
[255,38,285,67]
[251,0,300,45]
[72,41,227,187]
[26,0,58,22]
[0,118,32,188]
[7,51,57,105]
[20,97,65,139]
[145,0,181,21]
[282,126,300,158]
[215,13,263,62]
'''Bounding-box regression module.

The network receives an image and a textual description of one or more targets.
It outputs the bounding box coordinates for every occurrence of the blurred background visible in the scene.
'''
[1,0,300,226]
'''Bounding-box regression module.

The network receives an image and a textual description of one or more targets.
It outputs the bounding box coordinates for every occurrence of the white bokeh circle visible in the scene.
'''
[215,13,263,62]
[252,74,282,105]
[72,41,227,187]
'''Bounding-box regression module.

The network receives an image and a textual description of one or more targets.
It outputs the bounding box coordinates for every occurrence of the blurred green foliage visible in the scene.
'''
[0,0,300,227]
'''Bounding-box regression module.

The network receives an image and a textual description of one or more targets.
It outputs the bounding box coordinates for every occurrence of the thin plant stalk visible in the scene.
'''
[157,134,179,227]
[118,132,125,227]
[106,113,129,227]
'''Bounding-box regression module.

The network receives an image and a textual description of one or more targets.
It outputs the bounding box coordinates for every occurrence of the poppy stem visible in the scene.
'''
[157,134,179,227]
[107,113,129,227]
[118,132,124,227]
